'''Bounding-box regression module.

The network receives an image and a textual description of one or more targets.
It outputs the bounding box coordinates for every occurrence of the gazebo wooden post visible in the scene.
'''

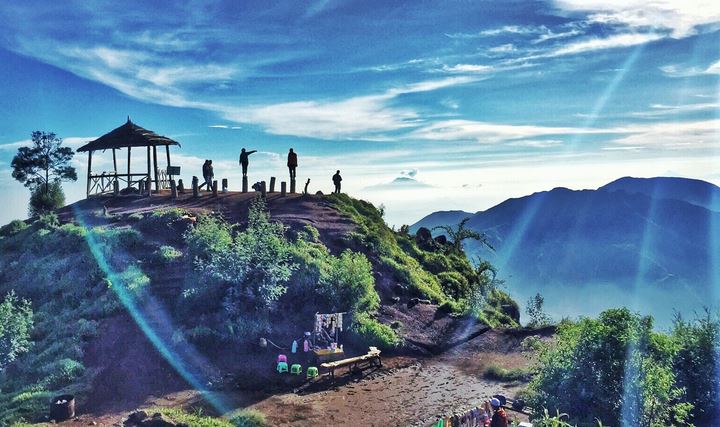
[112,149,118,193]
[86,151,93,197]
[165,145,172,184]
[146,146,151,196]
[126,147,131,190]
[153,145,160,192]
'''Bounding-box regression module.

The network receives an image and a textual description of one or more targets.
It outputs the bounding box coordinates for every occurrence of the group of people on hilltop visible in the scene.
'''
[235,148,342,193]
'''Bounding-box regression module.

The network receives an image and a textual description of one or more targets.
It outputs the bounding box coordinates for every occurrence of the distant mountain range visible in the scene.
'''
[412,177,720,325]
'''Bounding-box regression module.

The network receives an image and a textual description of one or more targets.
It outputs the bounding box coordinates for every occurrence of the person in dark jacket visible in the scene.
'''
[489,398,508,427]
[205,160,214,191]
[239,148,257,177]
[287,148,298,180]
[332,170,342,194]
[201,160,209,189]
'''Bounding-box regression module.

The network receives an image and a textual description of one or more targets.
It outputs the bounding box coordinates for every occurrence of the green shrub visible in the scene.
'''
[671,313,720,425]
[483,364,531,382]
[437,271,470,300]
[156,245,183,263]
[318,250,378,313]
[0,220,29,237]
[526,293,552,327]
[185,215,232,261]
[127,212,145,222]
[35,212,59,229]
[41,358,85,388]
[230,409,267,427]
[0,387,52,425]
[148,407,238,427]
[29,182,65,217]
[350,312,401,350]
[0,291,33,371]
[528,308,687,426]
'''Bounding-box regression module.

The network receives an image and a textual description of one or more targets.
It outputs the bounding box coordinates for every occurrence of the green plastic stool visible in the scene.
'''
[306,366,319,379]
[277,361,288,373]
[290,363,302,375]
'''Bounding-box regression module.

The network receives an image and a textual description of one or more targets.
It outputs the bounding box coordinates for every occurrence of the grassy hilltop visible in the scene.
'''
[0,191,517,425]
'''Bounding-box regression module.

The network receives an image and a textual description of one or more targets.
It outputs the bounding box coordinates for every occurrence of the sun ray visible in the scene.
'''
[72,206,231,415]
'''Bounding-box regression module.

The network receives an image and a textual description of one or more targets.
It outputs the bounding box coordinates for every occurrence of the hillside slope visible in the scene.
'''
[0,191,517,424]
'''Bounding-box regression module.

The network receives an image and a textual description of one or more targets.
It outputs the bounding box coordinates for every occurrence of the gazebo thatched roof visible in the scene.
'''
[77,117,181,152]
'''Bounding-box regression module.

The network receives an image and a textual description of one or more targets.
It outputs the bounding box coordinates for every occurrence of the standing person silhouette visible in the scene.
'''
[332,170,342,194]
[287,148,298,180]
[201,160,209,189]
[239,148,257,177]
[205,160,214,191]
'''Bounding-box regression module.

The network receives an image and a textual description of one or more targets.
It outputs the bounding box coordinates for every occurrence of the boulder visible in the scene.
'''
[414,227,432,245]
[124,411,148,426]
[393,283,407,295]
[433,235,448,245]
[140,413,176,427]
[501,303,521,324]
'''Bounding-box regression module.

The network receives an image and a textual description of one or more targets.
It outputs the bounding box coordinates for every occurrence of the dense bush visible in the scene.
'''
[155,245,183,263]
[0,291,33,371]
[318,250,378,313]
[179,198,392,345]
[350,312,401,350]
[185,214,233,261]
[0,220,28,237]
[28,182,65,217]
[528,308,690,426]
[672,312,720,425]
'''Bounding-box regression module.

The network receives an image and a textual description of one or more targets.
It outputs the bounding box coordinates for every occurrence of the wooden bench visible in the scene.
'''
[320,346,382,379]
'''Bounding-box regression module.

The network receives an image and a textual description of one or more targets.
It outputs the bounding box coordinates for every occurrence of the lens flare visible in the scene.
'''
[72,206,231,415]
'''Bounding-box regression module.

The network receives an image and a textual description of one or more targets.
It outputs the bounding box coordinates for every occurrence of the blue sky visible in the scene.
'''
[0,0,719,226]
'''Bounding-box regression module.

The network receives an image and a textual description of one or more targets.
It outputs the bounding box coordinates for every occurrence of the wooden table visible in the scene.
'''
[320,347,382,379]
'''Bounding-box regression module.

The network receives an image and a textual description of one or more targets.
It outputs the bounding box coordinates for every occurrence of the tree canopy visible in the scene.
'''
[11,131,77,193]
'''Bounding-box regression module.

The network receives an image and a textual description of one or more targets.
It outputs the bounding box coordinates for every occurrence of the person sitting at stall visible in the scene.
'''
[489,398,507,427]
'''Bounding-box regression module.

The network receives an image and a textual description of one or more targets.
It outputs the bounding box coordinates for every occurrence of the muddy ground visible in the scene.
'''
[57,328,538,427]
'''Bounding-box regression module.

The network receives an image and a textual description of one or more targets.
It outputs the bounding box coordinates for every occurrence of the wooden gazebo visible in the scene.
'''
[77,118,180,197]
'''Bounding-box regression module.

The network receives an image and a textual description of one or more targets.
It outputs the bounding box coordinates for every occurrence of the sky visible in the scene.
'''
[0,0,719,227]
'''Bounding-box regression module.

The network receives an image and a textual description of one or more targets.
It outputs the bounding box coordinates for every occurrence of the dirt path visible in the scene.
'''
[249,355,528,426]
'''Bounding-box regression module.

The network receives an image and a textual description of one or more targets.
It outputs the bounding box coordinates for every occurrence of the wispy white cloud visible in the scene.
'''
[441,64,495,74]
[226,77,479,140]
[408,120,613,143]
[549,33,663,56]
[661,59,720,77]
[507,139,564,148]
[489,44,515,53]
[630,102,720,117]
[552,0,720,38]
[208,125,243,129]
[610,119,720,149]
[445,25,542,39]
[532,29,583,44]
[0,136,94,151]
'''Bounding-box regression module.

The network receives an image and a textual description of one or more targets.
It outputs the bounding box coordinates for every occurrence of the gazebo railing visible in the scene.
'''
[88,171,172,195]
